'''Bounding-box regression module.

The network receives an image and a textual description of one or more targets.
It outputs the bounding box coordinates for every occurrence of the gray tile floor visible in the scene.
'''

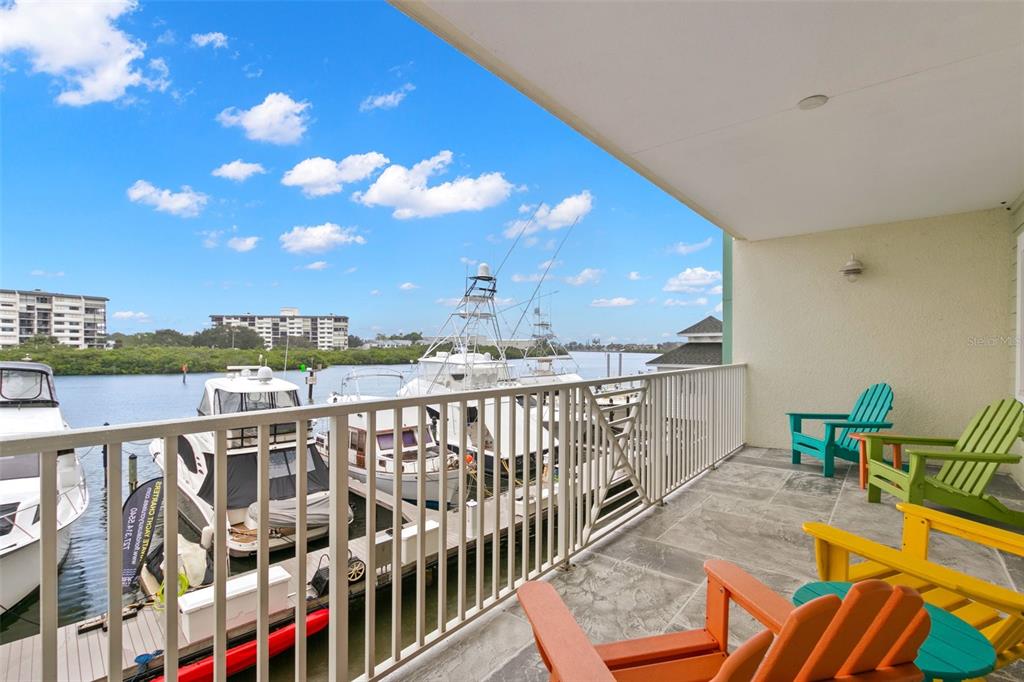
[385,448,1024,681]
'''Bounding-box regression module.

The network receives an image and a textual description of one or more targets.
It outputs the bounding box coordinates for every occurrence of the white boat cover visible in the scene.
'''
[245,496,352,529]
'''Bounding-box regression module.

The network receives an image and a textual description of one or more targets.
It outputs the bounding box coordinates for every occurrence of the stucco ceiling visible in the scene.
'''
[395,1,1024,241]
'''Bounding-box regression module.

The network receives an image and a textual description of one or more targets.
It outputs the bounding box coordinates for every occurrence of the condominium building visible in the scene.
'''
[209,307,349,350]
[0,289,108,349]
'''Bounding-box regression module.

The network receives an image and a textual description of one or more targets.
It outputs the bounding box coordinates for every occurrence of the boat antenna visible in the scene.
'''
[494,202,544,277]
[506,216,579,343]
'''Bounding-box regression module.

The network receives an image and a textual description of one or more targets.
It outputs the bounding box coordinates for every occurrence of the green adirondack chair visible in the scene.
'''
[864,398,1024,528]
[788,383,894,478]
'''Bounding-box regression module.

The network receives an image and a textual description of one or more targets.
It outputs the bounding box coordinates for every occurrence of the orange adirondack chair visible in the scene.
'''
[517,560,930,682]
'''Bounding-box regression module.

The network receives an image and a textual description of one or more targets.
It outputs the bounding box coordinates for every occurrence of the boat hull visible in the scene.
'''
[348,465,460,509]
[0,524,72,616]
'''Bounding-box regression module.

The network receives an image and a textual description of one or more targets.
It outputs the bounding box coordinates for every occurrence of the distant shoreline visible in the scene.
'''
[0,344,591,376]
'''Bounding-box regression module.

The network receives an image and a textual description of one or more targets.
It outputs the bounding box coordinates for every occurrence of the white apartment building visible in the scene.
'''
[0,289,108,349]
[209,307,349,350]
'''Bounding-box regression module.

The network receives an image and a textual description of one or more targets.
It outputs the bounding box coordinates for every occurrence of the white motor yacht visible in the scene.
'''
[150,366,331,557]
[0,362,88,616]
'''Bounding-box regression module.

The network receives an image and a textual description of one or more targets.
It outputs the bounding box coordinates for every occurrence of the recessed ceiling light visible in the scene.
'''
[797,94,829,110]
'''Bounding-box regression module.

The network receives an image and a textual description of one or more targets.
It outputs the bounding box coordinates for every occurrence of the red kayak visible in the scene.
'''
[154,609,331,682]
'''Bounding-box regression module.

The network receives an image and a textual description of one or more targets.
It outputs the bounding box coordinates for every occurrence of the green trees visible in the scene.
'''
[193,325,265,349]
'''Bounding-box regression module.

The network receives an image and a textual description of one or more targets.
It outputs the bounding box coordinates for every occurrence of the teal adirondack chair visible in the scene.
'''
[788,383,894,478]
[865,398,1024,527]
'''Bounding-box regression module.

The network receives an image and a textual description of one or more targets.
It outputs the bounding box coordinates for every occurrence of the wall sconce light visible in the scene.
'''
[839,254,864,282]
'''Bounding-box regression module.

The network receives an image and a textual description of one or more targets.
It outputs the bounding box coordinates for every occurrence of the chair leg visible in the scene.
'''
[867,479,881,503]
[791,442,801,465]
[822,444,835,478]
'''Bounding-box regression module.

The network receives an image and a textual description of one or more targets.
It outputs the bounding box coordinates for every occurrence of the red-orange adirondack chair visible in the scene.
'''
[517,560,930,682]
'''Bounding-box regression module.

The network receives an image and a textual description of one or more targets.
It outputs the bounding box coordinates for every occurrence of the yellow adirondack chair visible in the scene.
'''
[804,503,1024,673]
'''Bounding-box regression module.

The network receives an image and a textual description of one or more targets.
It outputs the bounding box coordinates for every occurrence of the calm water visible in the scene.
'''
[0,351,656,672]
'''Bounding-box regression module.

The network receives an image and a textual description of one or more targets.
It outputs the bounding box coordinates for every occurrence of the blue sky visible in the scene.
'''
[0,1,722,344]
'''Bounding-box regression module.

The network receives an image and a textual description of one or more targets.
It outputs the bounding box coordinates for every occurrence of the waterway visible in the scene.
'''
[0,351,657,677]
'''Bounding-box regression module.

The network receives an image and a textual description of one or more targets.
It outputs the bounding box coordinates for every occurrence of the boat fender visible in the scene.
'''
[200,525,214,549]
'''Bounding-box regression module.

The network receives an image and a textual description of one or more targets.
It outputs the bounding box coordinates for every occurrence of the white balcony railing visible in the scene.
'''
[0,363,745,682]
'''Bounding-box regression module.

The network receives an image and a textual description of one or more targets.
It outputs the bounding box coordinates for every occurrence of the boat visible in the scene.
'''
[398,263,553,483]
[516,305,583,387]
[153,608,330,682]
[149,366,332,557]
[0,361,89,616]
[318,376,462,509]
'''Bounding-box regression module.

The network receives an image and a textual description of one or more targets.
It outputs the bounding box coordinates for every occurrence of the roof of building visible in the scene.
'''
[647,341,722,367]
[678,315,722,336]
[0,289,109,301]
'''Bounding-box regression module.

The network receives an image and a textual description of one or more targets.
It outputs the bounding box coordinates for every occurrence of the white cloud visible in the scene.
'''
[212,159,266,182]
[147,58,170,92]
[714,302,724,313]
[664,297,710,307]
[226,236,259,252]
[708,284,723,295]
[113,310,149,321]
[459,256,478,266]
[370,289,381,296]
[217,92,311,145]
[156,29,176,45]
[504,190,593,238]
[399,282,419,291]
[538,258,561,270]
[565,267,604,286]
[127,180,208,218]
[627,271,648,281]
[344,266,357,274]
[354,150,512,219]
[511,273,544,283]
[199,230,223,248]
[242,63,262,79]
[359,83,414,111]
[0,0,170,106]
[30,269,64,277]
[305,260,329,270]
[282,152,388,197]
[279,223,366,253]
[191,32,228,49]
[591,297,636,308]
[436,297,462,307]
[670,237,713,256]
[664,267,722,292]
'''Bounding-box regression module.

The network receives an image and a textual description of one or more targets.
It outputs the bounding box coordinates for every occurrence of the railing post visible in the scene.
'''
[162,436,179,682]
[40,451,58,682]
[213,430,228,682]
[329,414,350,679]
[294,419,308,679]
[257,423,270,682]
[557,388,569,568]
[107,443,123,681]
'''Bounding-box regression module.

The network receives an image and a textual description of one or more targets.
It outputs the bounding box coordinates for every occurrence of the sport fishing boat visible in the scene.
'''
[399,263,553,482]
[150,366,331,557]
[0,362,88,616]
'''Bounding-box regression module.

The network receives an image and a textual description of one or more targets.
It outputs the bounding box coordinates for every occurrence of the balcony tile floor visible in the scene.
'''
[386,447,1024,681]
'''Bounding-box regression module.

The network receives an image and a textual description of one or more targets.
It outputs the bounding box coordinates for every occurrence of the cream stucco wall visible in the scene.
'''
[734,208,1014,474]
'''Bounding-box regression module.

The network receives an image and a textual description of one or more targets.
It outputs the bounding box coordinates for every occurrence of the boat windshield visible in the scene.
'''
[196,443,330,508]
[0,369,57,406]
[0,454,40,480]
[206,389,300,415]
[377,429,417,451]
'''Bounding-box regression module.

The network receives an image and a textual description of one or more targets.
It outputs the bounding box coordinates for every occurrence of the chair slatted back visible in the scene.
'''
[837,383,894,451]
[938,399,1024,496]
[752,581,927,682]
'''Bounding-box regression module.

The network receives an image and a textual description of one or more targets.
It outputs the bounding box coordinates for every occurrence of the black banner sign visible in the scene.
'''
[121,477,163,590]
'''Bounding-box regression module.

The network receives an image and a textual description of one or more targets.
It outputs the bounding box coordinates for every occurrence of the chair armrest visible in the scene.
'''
[905,449,1022,464]
[517,582,615,682]
[897,503,1024,557]
[859,433,959,447]
[802,522,1024,614]
[703,560,793,633]
[824,421,893,431]
[787,412,850,420]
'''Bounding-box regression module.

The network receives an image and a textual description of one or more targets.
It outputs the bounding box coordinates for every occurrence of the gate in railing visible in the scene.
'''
[0,363,745,682]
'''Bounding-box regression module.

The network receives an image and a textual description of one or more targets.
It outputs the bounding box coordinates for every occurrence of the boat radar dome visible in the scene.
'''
[256,366,274,383]
[476,262,491,279]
